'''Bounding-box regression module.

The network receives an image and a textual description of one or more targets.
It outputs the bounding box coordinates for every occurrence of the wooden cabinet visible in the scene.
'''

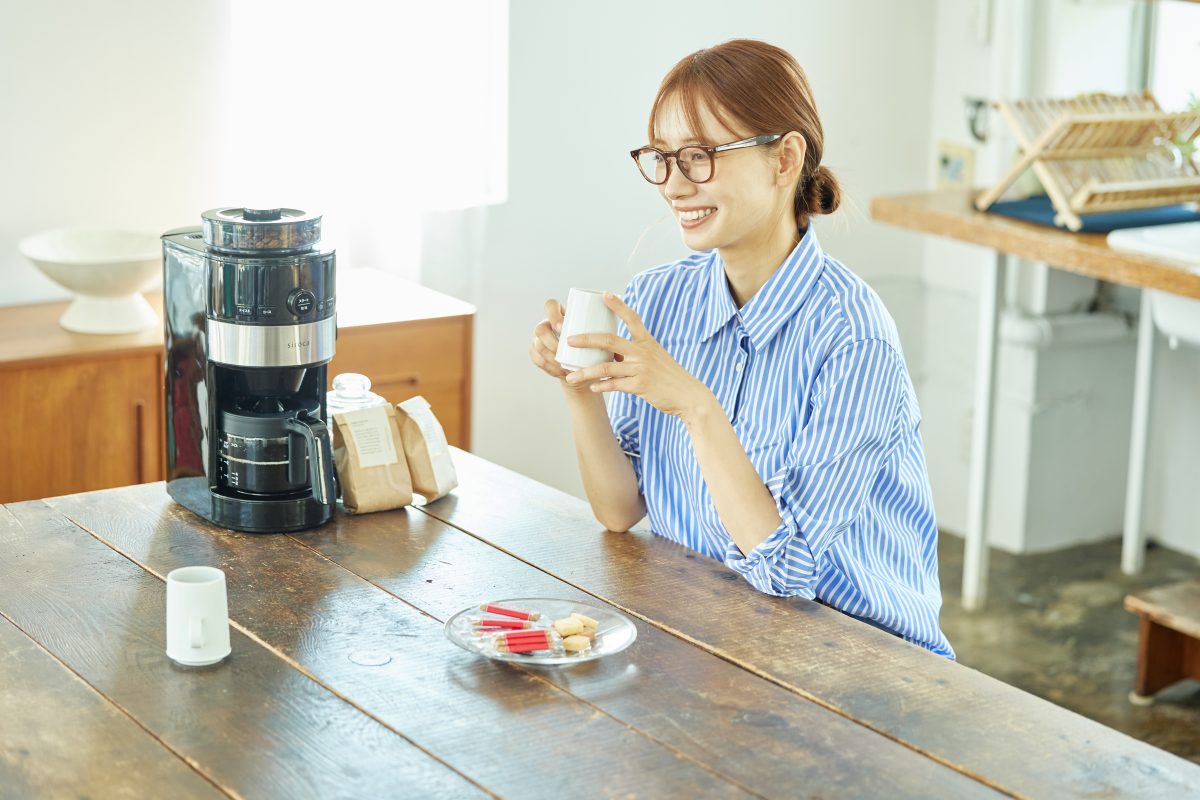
[0,273,473,504]
[0,352,162,503]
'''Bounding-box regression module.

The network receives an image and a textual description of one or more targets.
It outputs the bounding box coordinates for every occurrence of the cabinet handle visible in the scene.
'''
[380,374,419,386]
[134,400,146,484]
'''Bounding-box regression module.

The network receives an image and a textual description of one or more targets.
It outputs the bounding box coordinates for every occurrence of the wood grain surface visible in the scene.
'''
[0,502,488,800]
[52,483,1001,800]
[870,189,1200,299]
[42,487,758,800]
[0,614,226,799]
[416,450,1200,800]
[1125,581,1200,640]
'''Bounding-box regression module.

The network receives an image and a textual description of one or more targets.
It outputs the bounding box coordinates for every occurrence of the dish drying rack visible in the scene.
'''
[975,91,1200,231]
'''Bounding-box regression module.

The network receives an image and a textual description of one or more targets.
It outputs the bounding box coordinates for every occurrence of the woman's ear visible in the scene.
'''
[776,132,807,187]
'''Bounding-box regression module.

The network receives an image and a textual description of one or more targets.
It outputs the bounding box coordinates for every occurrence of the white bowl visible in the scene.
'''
[18,228,161,334]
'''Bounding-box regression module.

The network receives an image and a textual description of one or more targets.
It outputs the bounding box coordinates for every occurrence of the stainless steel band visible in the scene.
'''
[207,317,336,368]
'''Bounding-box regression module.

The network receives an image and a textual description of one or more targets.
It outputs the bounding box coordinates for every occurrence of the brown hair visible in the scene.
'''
[648,39,841,227]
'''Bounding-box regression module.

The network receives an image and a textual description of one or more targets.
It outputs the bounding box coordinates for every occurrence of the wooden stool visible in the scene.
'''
[1123,581,1200,705]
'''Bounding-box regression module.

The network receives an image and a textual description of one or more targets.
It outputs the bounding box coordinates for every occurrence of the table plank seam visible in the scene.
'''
[42,501,503,800]
[281,530,776,800]
[0,606,236,800]
[413,505,1023,800]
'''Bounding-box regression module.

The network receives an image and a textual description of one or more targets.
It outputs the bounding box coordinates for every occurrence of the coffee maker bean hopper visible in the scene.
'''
[162,207,337,532]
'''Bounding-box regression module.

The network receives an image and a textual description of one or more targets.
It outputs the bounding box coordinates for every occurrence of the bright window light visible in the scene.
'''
[220,1,508,272]
[1151,2,1200,110]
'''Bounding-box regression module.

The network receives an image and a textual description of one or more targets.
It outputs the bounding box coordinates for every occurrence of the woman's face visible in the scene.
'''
[652,97,788,255]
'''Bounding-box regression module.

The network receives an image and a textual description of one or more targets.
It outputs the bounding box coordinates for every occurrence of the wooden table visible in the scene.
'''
[2,451,1198,798]
[871,189,1200,609]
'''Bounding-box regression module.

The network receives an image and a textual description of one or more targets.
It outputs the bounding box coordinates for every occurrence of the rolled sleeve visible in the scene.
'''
[608,395,643,492]
[722,338,914,595]
[606,278,644,493]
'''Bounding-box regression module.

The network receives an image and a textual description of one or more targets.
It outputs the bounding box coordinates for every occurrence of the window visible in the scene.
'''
[219,1,508,273]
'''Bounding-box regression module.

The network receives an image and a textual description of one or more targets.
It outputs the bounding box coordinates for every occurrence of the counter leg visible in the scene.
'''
[962,253,1006,611]
[1122,290,1155,575]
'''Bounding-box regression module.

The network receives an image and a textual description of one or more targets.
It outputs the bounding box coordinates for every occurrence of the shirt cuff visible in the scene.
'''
[619,446,642,494]
[720,467,818,596]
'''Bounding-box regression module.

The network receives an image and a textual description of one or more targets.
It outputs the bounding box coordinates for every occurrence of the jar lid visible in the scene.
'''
[201,207,322,253]
[327,373,387,415]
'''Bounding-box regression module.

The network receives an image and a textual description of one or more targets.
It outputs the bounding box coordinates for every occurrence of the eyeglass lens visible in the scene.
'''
[637,147,713,184]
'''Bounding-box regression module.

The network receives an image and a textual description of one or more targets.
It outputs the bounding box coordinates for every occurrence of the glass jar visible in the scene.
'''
[326,373,387,416]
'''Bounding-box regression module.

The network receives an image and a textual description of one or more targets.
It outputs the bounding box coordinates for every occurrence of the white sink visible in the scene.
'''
[1108,222,1200,348]
[1150,291,1200,349]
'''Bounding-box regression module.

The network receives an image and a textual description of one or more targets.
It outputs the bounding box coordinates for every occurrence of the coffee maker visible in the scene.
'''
[163,207,337,532]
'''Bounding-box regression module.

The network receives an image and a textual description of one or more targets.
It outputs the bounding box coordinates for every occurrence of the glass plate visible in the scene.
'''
[444,597,637,666]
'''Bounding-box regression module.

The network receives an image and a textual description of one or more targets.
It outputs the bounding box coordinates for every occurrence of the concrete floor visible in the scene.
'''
[938,533,1200,765]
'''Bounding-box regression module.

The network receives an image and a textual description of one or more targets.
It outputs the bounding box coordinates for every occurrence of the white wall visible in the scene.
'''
[0,1,232,306]
[422,0,938,499]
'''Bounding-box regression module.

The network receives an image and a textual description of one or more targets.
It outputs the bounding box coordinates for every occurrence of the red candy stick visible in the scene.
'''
[473,618,532,630]
[497,638,551,653]
[501,630,550,642]
[478,602,540,621]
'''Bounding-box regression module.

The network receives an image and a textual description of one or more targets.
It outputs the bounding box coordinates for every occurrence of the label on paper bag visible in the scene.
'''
[332,403,413,514]
[396,396,458,501]
[344,405,399,469]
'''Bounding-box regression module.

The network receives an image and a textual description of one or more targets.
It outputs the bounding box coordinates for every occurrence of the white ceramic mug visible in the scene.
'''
[555,288,618,371]
[165,566,232,667]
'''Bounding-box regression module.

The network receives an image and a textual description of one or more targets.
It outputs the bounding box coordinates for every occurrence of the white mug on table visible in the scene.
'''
[165,566,232,666]
[555,288,618,371]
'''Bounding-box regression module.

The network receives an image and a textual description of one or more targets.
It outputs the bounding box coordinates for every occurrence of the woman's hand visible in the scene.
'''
[564,292,717,422]
[529,298,569,379]
[529,298,600,394]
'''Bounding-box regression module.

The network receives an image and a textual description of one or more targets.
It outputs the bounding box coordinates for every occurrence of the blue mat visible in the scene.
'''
[987,195,1200,233]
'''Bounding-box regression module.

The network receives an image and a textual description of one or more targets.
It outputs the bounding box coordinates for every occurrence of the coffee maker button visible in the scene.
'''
[234,265,256,306]
[288,289,316,316]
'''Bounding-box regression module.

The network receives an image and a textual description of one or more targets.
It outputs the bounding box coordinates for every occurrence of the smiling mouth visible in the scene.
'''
[678,208,716,222]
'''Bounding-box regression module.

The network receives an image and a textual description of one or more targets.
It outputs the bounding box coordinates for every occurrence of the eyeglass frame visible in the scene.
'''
[629,134,785,185]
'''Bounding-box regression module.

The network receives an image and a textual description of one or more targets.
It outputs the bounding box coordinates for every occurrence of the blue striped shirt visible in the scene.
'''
[608,226,954,658]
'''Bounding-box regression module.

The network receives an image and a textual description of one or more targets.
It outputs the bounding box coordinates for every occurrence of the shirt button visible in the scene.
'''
[734,362,744,372]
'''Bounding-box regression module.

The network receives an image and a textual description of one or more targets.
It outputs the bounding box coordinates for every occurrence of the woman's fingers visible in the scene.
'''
[564,359,634,384]
[529,336,567,378]
[603,292,648,339]
[566,332,630,354]
[543,298,565,331]
[590,376,638,394]
[534,321,560,354]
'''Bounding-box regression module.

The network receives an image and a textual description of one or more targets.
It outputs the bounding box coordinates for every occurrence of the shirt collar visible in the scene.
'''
[698,225,826,347]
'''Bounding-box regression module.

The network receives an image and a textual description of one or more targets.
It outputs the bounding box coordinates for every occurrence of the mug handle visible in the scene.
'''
[189,616,205,649]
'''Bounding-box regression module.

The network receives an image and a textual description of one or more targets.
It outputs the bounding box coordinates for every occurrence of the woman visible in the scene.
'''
[528,39,953,658]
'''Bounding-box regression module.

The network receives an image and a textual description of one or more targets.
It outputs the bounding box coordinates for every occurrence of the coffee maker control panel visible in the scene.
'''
[208,255,336,325]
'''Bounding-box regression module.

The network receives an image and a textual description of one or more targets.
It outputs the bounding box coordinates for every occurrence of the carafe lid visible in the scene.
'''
[201,207,322,253]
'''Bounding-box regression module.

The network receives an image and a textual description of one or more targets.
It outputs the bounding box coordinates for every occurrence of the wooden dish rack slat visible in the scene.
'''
[975,91,1200,231]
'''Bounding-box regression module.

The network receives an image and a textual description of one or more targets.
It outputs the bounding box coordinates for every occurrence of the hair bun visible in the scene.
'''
[803,165,841,217]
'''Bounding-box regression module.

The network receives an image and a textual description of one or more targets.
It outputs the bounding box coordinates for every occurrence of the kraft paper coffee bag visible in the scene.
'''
[331,404,413,513]
[395,396,458,502]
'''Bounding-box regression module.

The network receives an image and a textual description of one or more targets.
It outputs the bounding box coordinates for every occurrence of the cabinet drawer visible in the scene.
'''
[374,380,465,449]
[332,320,466,388]
[0,354,162,504]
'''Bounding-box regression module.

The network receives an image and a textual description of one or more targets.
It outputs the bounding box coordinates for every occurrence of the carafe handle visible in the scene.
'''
[286,412,336,508]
